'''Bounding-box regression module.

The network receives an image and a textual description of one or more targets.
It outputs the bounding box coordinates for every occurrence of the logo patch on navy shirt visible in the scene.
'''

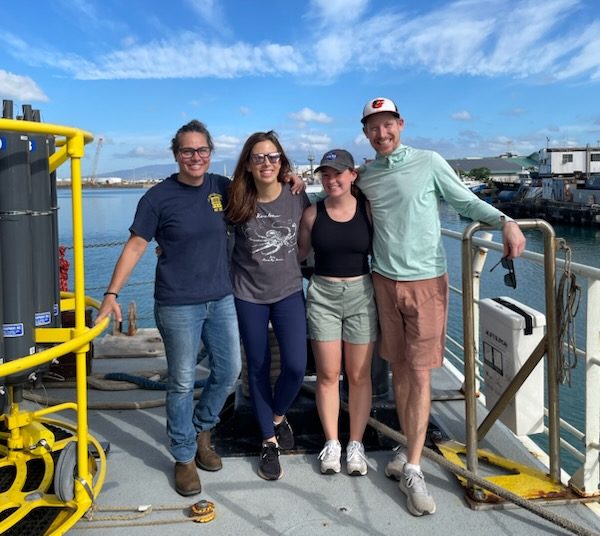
[208,193,223,212]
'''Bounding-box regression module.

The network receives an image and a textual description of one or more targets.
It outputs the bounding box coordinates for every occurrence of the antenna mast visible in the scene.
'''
[90,136,104,184]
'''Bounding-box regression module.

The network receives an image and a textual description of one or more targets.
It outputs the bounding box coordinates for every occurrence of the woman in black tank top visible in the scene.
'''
[298,149,378,477]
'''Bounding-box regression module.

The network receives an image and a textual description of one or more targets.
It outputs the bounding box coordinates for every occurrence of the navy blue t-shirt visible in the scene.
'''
[130,173,233,305]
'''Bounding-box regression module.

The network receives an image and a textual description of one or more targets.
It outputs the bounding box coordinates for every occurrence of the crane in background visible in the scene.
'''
[89,136,104,184]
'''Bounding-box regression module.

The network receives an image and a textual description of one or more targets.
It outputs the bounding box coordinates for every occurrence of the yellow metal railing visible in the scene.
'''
[0,117,109,535]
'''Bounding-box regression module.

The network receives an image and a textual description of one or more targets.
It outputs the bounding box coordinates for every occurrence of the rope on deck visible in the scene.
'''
[301,383,600,536]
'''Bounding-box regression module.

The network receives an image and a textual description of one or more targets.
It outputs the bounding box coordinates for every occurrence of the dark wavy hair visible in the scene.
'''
[170,120,214,158]
[225,131,292,225]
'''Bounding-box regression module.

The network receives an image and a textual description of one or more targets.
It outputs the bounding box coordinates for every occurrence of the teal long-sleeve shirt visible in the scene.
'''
[357,145,509,281]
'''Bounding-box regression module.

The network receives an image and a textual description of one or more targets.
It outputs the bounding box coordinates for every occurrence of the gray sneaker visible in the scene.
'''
[346,441,367,476]
[399,467,436,516]
[384,445,408,480]
[318,440,341,474]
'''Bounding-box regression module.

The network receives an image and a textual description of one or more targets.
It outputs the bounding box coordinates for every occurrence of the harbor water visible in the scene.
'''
[58,187,599,475]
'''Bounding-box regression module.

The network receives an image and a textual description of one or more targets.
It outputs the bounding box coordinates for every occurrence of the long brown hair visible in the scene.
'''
[225,131,292,225]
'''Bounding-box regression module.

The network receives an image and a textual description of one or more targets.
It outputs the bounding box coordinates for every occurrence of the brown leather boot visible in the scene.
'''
[174,461,201,496]
[195,430,222,471]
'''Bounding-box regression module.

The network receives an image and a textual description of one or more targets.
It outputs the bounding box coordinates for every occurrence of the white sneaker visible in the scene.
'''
[384,445,408,480]
[399,467,436,516]
[318,440,341,474]
[346,441,368,476]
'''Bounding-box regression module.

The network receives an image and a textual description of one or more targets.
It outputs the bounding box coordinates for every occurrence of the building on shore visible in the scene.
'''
[537,145,600,204]
[494,145,600,226]
[447,153,539,185]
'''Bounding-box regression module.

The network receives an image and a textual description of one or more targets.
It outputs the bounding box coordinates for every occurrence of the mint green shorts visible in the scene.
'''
[306,275,378,344]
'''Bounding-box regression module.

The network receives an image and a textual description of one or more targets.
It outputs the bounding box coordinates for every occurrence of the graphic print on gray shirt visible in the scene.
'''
[231,184,310,304]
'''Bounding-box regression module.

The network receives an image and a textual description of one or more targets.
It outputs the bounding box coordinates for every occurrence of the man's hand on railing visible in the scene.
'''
[502,220,526,259]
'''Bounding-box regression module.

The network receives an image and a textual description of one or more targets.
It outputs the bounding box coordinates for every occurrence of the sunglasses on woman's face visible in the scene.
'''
[249,152,281,165]
[489,257,517,289]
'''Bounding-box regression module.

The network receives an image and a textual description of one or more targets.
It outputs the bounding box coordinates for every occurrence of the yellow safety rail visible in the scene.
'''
[0,118,109,535]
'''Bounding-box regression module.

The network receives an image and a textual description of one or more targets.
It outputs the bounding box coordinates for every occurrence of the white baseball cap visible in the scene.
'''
[361,97,400,124]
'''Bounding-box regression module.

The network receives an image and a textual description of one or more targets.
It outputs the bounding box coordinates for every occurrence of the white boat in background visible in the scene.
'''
[305,180,323,195]
[461,178,487,193]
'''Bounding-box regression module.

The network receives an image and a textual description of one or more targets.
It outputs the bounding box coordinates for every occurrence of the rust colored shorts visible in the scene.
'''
[372,272,448,370]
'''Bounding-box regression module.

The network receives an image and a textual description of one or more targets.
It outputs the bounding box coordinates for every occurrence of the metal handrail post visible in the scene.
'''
[538,219,560,481]
[461,219,560,482]
[471,231,493,394]
[461,221,480,477]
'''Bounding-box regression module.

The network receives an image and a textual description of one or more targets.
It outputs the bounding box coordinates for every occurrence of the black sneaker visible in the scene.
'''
[258,442,282,481]
[274,417,294,450]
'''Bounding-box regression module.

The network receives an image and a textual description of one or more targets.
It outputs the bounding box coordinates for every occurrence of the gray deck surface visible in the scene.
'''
[26,332,600,535]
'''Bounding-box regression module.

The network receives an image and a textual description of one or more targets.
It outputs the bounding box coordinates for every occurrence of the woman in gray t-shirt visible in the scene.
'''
[225,131,310,481]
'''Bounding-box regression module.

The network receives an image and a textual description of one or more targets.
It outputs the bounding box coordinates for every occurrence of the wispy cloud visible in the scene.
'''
[312,35,355,81]
[2,0,600,85]
[504,108,528,117]
[554,22,600,80]
[214,134,240,149]
[213,134,241,159]
[289,107,333,124]
[55,0,128,33]
[452,111,472,121]
[309,0,369,26]
[70,34,302,79]
[186,0,232,37]
[63,0,99,22]
[310,0,600,82]
[0,70,48,102]
[297,132,332,153]
[353,134,370,147]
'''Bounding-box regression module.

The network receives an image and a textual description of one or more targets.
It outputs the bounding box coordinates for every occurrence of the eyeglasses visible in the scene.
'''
[249,152,281,165]
[489,256,517,289]
[178,146,211,159]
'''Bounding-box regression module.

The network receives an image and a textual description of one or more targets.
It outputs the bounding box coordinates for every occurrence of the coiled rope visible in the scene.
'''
[556,242,582,386]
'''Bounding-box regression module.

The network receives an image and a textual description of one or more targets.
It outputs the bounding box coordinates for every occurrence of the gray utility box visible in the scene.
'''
[480,296,546,435]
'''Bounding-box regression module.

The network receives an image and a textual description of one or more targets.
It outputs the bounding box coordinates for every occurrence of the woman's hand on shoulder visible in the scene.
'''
[284,172,306,194]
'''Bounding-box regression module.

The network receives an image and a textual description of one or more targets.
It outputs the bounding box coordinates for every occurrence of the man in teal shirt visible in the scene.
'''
[358,97,526,516]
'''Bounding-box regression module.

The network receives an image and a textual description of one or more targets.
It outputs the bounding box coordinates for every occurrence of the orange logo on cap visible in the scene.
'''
[372,99,385,109]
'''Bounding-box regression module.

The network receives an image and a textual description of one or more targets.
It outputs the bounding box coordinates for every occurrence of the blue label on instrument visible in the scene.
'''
[30,138,37,152]
[35,312,52,326]
[0,136,6,151]
[53,303,59,316]
[3,323,24,337]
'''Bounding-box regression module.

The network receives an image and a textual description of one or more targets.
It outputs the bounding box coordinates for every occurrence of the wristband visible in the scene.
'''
[103,291,119,299]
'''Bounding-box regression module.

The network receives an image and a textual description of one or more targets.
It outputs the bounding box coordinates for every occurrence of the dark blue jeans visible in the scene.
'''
[235,291,307,440]
[155,295,242,463]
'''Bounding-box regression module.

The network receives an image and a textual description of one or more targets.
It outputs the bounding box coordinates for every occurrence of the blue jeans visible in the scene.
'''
[154,295,242,463]
[235,291,307,440]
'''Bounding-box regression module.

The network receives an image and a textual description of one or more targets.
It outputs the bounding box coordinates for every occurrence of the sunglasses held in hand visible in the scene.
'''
[489,256,517,289]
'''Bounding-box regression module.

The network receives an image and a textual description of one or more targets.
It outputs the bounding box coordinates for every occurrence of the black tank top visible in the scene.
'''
[311,194,372,277]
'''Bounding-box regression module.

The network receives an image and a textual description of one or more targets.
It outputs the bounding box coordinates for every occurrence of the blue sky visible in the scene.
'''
[2,0,600,176]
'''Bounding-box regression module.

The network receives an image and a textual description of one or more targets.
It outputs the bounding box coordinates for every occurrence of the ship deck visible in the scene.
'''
[25,331,600,536]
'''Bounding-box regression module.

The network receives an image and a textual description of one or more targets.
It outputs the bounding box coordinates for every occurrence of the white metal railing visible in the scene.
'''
[441,227,600,496]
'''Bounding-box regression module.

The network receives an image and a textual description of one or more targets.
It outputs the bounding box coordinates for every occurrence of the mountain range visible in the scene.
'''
[96,163,178,181]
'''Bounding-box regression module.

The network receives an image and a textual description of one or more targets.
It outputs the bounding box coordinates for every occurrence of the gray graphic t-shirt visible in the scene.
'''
[231,184,310,304]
